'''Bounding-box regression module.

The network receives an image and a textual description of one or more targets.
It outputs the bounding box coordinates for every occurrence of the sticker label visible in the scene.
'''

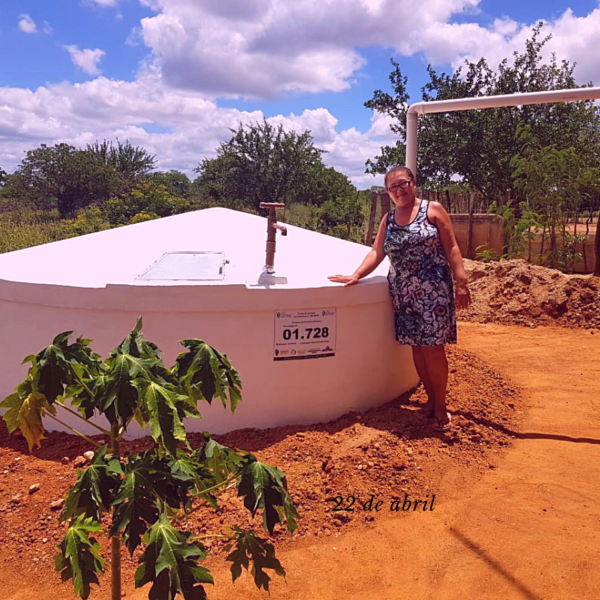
[274,309,337,361]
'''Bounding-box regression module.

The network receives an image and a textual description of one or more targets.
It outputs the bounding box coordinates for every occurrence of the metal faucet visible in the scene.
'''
[259,202,287,275]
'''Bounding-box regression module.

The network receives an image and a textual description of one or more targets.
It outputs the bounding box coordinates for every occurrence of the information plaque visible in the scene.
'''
[273,309,336,361]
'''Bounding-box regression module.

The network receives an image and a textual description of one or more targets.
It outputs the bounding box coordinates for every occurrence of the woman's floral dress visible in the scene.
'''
[383,200,457,346]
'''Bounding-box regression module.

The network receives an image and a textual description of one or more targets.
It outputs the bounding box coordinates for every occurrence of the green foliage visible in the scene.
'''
[110,450,182,555]
[225,528,285,591]
[106,182,190,226]
[150,171,191,198]
[488,199,542,259]
[85,140,156,197]
[174,339,242,412]
[9,140,155,217]
[475,245,500,262]
[318,193,366,241]
[510,125,600,270]
[366,25,600,198]
[54,516,106,600]
[1,318,296,600]
[62,446,123,522]
[11,143,109,216]
[135,514,213,600]
[550,233,587,273]
[237,457,299,534]
[59,206,111,238]
[194,119,324,211]
[307,163,357,207]
[0,209,65,254]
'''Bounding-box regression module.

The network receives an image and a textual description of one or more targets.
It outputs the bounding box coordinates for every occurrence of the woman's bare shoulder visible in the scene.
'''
[426,200,449,224]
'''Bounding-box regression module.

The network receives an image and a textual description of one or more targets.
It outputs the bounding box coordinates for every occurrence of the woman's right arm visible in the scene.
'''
[328,213,388,286]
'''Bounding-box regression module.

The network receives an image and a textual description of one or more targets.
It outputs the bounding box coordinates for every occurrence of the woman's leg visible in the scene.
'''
[418,345,449,421]
[412,346,435,410]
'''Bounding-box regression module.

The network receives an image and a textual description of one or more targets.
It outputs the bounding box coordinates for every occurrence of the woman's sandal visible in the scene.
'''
[432,413,452,432]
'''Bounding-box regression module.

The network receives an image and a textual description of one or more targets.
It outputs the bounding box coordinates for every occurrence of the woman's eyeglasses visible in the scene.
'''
[386,180,412,193]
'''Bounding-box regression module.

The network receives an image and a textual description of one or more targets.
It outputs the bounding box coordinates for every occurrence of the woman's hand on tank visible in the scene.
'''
[455,281,472,309]
[328,274,360,286]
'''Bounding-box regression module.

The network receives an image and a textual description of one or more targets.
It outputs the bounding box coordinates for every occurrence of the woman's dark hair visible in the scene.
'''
[384,165,415,187]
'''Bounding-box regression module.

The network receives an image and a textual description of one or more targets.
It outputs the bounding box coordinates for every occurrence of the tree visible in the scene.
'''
[105,182,189,226]
[12,144,108,216]
[318,193,365,241]
[150,170,191,198]
[306,163,357,207]
[85,140,156,197]
[194,120,324,211]
[1,319,297,600]
[366,25,600,198]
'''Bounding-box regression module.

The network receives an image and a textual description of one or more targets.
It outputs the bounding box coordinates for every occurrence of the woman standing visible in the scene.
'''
[329,166,471,432]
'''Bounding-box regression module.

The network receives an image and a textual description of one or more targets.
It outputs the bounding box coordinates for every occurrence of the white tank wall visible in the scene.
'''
[0,208,420,438]
[0,296,417,437]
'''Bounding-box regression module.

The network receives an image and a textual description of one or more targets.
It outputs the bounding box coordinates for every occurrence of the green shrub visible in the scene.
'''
[59,206,111,238]
[106,183,190,226]
[129,211,160,224]
[0,210,64,253]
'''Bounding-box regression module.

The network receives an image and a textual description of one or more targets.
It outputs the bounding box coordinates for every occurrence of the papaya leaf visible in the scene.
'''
[35,332,100,403]
[236,457,299,534]
[135,514,213,600]
[133,380,192,455]
[113,317,163,360]
[0,391,55,451]
[195,434,244,485]
[61,446,122,523]
[97,353,155,425]
[110,451,181,555]
[224,527,285,592]
[175,339,242,412]
[167,451,219,510]
[54,515,105,600]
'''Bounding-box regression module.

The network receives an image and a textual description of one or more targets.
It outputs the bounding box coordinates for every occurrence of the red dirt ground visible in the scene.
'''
[462,258,600,329]
[0,262,599,600]
[0,345,520,599]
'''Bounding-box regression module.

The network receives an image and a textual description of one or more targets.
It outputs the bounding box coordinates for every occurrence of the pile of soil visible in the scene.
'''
[0,348,520,598]
[462,259,600,330]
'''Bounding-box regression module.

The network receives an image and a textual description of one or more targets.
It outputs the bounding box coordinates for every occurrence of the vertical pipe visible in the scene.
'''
[265,209,276,271]
[406,111,418,179]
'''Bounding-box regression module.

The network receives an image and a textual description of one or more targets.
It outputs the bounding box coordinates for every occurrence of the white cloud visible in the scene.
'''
[133,1,600,100]
[415,8,600,85]
[0,75,384,187]
[64,46,106,76]
[137,0,481,98]
[6,1,600,194]
[18,14,37,34]
[89,0,118,7]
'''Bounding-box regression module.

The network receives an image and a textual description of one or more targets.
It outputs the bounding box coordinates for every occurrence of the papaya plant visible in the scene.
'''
[1,318,298,600]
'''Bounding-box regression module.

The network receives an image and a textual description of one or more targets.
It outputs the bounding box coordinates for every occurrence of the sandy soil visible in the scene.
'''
[1,320,599,600]
[462,259,600,330]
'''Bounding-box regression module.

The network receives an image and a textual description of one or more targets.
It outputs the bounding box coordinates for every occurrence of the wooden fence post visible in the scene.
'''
[445,189,452,214]
[364,190,378,245]
[467,192,476,259]
[594,210,600,276]
[380,190,390,217]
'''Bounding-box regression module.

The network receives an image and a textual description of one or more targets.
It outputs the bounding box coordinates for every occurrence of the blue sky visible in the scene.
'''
[1,0,599,187]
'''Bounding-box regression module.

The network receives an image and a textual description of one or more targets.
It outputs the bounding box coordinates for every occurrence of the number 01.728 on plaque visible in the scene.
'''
[273,309,336,361]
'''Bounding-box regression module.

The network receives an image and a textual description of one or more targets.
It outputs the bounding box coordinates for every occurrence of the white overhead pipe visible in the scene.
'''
[405,86,600,178]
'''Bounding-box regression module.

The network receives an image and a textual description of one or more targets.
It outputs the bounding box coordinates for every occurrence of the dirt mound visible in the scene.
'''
[0,348,521,599]
[462,259,600,330]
